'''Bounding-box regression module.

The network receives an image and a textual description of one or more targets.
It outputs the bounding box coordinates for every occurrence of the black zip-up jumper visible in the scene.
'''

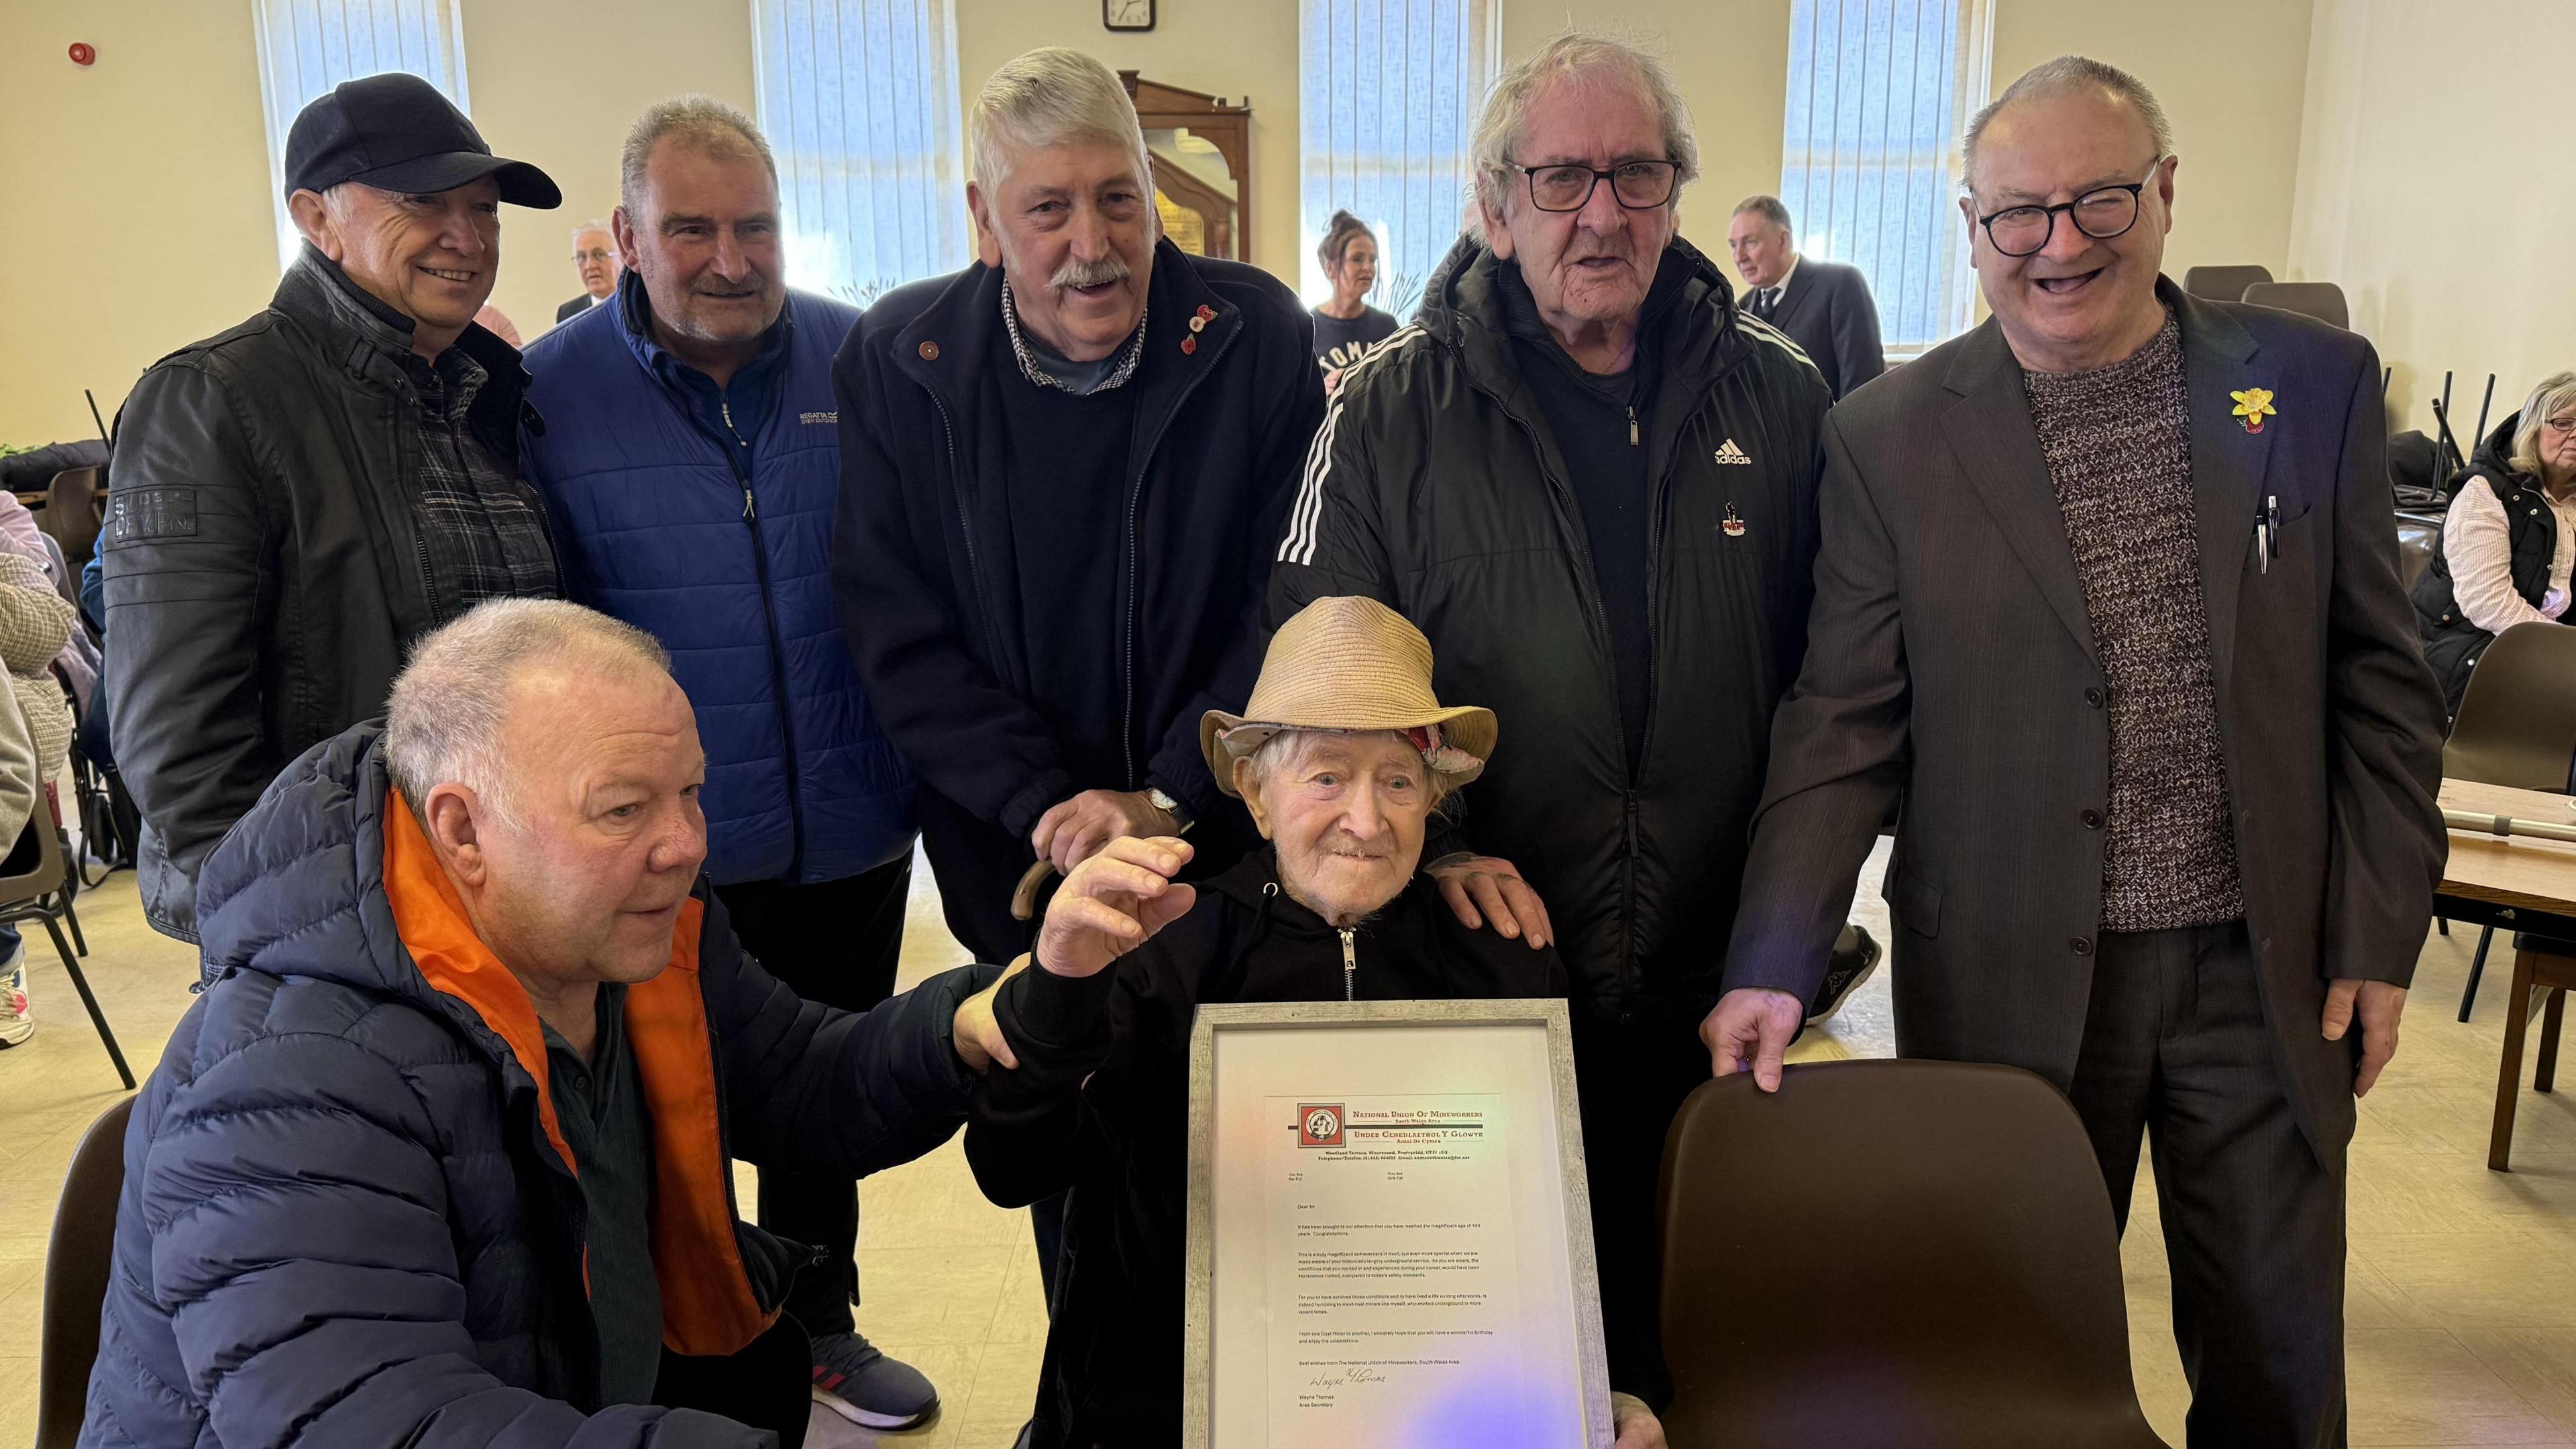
[1267,235,1833,1026]
[833,241,1323,959]
[963,847,1568,1448]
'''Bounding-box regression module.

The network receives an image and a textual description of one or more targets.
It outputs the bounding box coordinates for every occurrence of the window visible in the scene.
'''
[1299,0,1501,318]
[252,0,472,271]
[752,0,970,307]
[1778,0,1994,351]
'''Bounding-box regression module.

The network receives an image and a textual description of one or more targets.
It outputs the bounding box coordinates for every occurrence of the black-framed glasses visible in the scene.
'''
[1975,158,2163,258]
[1509,160,1680,213]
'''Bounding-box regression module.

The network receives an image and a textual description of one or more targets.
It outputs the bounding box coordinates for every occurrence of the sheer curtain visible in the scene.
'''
[751,0,969,308]
[252,0,471,270]
[1299,0,1500,317]
[1778,0,1994,352]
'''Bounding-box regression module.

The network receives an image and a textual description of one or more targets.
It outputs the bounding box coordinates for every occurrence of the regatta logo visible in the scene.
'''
[800,411,838,425]
[1714,438,1754,465]
[1298,1104,1346,1148]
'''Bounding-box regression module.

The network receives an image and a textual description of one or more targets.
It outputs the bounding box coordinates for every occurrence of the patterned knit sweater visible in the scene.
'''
[2023,315,2245,930]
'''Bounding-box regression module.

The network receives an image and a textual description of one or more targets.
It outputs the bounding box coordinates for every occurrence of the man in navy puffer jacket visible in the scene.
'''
[78,600,1070,1449]
[521,99,933,1426]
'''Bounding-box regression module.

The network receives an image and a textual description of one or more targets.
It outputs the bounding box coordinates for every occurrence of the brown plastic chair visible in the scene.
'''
[2241,281,2351,331]
[1660,1061,2167,1449]
[34,1094,134,1449]
[2180,264,2272,302]
[2440,621,2576,1017]
[39,466,103,574]
[0,802,133,1089]
[2446,621,2576,790]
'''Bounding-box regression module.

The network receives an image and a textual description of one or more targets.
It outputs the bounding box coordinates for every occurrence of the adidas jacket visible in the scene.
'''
[1267,235,1833,1026]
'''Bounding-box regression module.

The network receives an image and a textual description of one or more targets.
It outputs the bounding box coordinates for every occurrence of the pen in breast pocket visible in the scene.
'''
[2256,494,2280,574]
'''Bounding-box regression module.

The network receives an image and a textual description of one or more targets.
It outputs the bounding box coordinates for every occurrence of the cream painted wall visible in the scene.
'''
[0,0,756,445]
[2291,0,2576,432]
[0,0,2343,447]
[1989,0,2314,286]
[0,1,276,444]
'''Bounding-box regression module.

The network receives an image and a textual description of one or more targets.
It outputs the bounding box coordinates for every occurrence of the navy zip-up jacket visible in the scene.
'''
[523,276,913,888]
[830,241,1321,931]
[80,721,995,1448]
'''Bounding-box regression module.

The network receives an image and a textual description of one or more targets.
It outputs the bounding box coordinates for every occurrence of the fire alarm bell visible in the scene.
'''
[68,42,97,66]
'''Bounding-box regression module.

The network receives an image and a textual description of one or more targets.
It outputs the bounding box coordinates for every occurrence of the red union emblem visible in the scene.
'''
[1298,1104,1345,1147]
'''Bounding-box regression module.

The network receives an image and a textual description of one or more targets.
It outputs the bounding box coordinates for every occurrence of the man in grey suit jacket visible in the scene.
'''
[1728,195,1885,399]
[1706,57,2445,1446]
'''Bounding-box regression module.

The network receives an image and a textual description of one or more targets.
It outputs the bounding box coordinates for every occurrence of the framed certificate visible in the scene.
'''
[1182,999,1614,1448]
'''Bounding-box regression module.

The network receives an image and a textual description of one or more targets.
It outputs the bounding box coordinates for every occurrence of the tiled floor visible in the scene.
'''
[6,845,2576,1447]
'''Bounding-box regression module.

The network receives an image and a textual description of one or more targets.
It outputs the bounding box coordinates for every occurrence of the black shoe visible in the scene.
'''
[1807,924,1882,1026]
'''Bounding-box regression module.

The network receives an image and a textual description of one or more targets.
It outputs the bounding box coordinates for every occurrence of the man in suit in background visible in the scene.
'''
[1705,56,2446,1446]
[1728,194,1884,399]
[556,219,618,323]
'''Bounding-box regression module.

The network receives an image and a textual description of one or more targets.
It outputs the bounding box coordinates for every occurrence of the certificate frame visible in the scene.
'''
[1181,998,1614,1448]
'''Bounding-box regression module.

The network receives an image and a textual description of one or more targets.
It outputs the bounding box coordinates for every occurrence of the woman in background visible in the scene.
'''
[1311,210,1399,384]
[2413,371,2576,712]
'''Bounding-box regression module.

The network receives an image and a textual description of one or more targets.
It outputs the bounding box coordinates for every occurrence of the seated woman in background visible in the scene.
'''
[967,596,1662,1448]
[2414,370,2576,712]
[1311,210,1399,384]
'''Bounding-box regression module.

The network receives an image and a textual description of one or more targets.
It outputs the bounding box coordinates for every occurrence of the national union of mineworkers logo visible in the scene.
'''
[1298,1104,1345,1148]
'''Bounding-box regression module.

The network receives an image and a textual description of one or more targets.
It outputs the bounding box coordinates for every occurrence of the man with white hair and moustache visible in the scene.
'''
[835,48,1326,1305]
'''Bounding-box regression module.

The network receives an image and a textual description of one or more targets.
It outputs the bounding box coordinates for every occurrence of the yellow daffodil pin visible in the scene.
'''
[2231,386,2277,435]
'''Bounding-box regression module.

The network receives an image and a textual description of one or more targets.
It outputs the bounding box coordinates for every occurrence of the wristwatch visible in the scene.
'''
[1145,786,1195,832]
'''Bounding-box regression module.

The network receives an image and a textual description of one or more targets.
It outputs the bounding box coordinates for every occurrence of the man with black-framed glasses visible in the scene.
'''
[1708,54,2445,1445]
[1269,33,1835,1438]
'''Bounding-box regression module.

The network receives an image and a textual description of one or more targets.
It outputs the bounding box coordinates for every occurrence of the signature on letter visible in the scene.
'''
[1307,1366,1389,1389]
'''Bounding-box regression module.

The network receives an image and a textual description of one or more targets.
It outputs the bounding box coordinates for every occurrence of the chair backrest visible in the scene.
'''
[0,800,68,906]
[2445,621,2576,790]
[40,467,103,574]
[2395,516,2441,586]
[1660,1061,2150,1444]
[34,1095,134,1449]
[2241,280,2351,331]
[2181,264,2273,301]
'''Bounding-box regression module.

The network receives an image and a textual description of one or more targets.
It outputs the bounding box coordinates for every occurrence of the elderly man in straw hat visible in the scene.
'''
[958,596,1666,1448]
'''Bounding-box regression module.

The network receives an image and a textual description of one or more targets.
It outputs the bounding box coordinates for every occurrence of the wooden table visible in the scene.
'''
[2438,780,2576,1169]
[2439,780,2576,926]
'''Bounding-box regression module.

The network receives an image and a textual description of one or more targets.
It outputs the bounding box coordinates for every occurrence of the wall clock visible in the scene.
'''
[1105,0,1155,32]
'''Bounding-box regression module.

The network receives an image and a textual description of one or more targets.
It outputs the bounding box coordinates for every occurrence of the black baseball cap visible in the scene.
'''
[284,72,561,208]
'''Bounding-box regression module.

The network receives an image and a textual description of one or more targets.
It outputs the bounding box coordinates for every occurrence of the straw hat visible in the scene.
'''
[1201,596,1497,797]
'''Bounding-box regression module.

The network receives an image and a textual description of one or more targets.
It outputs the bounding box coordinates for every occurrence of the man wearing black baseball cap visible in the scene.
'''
[105,72,567,943]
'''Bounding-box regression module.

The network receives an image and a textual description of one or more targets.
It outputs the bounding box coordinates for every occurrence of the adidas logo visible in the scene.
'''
[1715,439,1753,465]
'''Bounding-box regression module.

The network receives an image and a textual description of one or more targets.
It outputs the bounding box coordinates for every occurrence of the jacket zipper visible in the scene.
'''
[924,388,1006,672]
[1117,316,1241,789]
[1340,927,1358,1002]
[719,394,809,881]
[1463,334,1732,993]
